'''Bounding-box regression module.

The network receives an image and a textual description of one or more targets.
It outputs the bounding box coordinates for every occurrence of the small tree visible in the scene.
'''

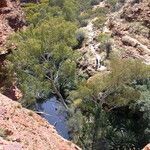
[98,33,112,58]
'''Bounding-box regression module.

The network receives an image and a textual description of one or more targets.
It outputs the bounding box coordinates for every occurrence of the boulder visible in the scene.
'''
[122,35,150,55]
[122,35,138,47]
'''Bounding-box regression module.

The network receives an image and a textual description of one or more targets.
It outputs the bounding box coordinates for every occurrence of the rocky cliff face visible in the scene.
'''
[78,0,150,76]
[107,0,150,64]
[0,94,81,150]
[0,2,81,149]
[0,0,25,100]
[0,0,25,53]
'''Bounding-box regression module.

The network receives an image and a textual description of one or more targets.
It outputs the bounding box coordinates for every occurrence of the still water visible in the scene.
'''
[36,96,69,139]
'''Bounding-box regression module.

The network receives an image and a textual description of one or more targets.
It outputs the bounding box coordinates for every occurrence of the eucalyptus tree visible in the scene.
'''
[8,17,79,108]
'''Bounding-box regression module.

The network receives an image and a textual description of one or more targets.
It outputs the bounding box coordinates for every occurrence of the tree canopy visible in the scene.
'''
[6,0,150,149]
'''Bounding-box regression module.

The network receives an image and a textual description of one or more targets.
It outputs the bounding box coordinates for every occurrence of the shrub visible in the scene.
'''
[106,0,118,6]
[90,0,99,6]
[93,16,107,29]
[75,29,86,48]
[106,0,118,11]
[98,33,112,58]
[79,19,88,27]
[97,33,111,43]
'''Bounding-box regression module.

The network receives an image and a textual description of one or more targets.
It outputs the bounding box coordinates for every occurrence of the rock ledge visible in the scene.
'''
[0,94,81,150]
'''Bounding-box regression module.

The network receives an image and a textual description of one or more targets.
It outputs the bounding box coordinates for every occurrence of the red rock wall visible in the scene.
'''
[0,94,81,150]
[0,0,8,8]
[0,0,25,52]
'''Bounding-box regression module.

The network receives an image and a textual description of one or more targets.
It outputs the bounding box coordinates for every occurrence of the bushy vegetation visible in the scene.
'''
[93,16,107,29]
[97,33,112,58]
[8,16,80,108]
[68,54,150,149]
[90,0,100,6]
[22,0,79,25]
[0,56,13,93]
[5,0,150,149]
[75,29,86,48]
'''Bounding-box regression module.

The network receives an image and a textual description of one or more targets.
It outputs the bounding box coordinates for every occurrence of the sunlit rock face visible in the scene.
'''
[0,0,8,8]
[142,144,150,150]
[0,0,25,98]
[0,94,81,150]
[0,0,25,52]
[107,0,150,64]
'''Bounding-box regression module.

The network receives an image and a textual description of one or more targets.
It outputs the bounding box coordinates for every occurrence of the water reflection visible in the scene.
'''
[36,96,69,139]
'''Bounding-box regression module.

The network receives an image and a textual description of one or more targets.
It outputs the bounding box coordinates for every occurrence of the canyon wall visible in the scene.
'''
[0,94,81,150]
[0,0,25,53]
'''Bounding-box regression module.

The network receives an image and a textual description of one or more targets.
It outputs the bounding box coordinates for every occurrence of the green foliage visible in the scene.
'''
[91,7,108,29]
[78,6,108,26]
[62,0,78,21]
[132,80,150,144]
[97,33,112,57]
[79,19,88,27]
[0,60,13,93]
[93,16,106,29]
[90,0,100,6]
[6,1,150,149]
[8,16,79,107]
[75,29,86,48]
[89,7,107,19]
[22,0,79,26]
[68,55,150,149]
[106,0,118,10]
[48,0,64,7]
[69,54,150,107]
[107,0,118,6]
[68,101,110,149]
[98,33,110,43]
[22,1,51,25]
[75,0,93,12]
